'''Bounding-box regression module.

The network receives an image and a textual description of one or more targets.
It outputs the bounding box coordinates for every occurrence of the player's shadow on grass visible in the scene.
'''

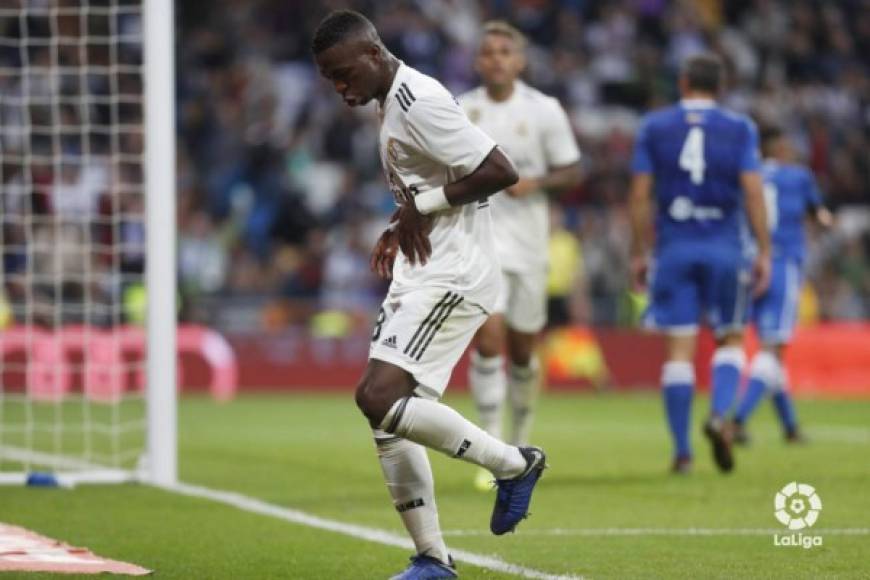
[537,471,672,488]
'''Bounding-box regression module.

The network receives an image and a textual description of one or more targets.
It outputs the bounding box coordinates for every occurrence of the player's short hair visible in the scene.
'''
[681,53,723,93]
[311,10,375,54]
[481,20,527,51]
[760,125,785,153]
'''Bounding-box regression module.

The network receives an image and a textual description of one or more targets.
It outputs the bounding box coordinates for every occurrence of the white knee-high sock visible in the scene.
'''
[373,429,449,563]
[508,356,540,446]
[381,397,526,479]
[469,352,506,439]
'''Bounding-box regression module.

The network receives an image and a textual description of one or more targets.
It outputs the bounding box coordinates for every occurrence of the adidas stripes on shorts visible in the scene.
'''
[369,287,488,399]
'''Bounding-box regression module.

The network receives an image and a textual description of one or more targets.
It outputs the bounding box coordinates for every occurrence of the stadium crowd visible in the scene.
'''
[2,0,869,332]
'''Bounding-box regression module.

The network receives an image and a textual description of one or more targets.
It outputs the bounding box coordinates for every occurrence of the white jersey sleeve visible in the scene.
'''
[541,98,581,168]
[405,93,496,180]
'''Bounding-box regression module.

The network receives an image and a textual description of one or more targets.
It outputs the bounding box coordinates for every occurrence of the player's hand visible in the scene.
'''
[505,177,539,198]
[752,252,771,297]
[816,207,834,229]
[630,254,649,293]
[395,202,433,266]
[370,227,398,280]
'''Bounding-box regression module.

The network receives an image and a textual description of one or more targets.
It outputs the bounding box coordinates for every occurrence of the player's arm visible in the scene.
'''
[739,119,771,296]
[507,163,581,198]
[741,170,771,296]
[395,146,516,265]
[628,117,654,292]
[804,170,834,228]
[628,172,654,292]
[508,100,582,198]
[396,91,516,265]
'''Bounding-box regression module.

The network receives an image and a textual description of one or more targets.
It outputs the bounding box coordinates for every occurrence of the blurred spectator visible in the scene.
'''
[2,0,869,332]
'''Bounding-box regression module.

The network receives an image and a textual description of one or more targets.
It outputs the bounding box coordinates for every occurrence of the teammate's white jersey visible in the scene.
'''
[459,82,580,273]
[377,62,501,311]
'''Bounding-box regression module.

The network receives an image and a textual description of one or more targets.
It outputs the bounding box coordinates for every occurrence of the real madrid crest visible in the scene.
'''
[387,137,401,165]
[468,108,481,123]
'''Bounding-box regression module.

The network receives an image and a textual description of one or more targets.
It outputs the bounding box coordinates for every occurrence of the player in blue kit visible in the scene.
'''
[629,54,771,474]
[731,127,832,444]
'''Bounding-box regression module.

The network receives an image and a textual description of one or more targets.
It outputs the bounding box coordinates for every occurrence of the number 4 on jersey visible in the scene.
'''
[679,126,706,185]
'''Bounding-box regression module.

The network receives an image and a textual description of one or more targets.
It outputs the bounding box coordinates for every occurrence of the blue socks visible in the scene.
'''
[662,361,694,459]
[735,377,767,423]
[772,391,798,434]
[711,347,745,418]
[734,351,778,423]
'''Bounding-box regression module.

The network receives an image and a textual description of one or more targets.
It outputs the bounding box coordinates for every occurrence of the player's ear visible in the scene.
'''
[516,51,527,74]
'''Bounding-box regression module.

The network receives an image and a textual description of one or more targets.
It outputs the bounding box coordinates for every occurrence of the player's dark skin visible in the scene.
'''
[315,26,518,427]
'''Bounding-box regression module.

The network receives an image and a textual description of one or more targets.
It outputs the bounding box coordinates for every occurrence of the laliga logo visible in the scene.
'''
[773,482,823,549]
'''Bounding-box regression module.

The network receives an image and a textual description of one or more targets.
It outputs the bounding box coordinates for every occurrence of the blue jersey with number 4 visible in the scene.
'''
[631,100,761,249]
[762,161,822,262]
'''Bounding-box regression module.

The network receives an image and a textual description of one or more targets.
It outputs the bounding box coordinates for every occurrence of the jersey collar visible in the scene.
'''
[680,98,717,109]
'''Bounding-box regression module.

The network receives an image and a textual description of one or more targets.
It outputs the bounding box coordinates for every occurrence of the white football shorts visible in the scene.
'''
[491,268,547,333]
[369,286,488,399]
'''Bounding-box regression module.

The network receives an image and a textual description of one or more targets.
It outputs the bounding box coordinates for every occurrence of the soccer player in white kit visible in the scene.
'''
[313,11,547,579]
[458,22,581,487]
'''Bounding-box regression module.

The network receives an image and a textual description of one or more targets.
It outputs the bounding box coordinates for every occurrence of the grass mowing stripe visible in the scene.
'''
[442,528,870,537]
[162,480,584,580]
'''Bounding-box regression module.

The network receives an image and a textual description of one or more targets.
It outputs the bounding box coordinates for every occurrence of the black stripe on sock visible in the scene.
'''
[404,292,452,356]
[414,295,464,361]
[396,498,425,512]
[385,396,411,434]
[374,436,400,445]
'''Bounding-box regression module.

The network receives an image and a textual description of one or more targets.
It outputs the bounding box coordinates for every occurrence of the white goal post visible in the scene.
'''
[0,0,176,486]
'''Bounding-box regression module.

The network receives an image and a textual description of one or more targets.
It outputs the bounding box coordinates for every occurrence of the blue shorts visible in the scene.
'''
[751,256,802,344]
[644,243,751,337]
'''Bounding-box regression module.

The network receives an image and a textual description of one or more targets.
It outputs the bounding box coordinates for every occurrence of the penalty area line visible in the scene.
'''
[160,480,582,580]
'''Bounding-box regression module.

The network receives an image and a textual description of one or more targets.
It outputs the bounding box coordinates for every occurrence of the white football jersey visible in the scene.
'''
[377,63,502,311]
[459,82,580,272]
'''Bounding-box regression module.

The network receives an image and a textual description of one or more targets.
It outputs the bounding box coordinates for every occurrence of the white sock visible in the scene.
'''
[749,350,779,390]
[373,429,449,564]
[468,352,506,439]
[508,357,540,446]
[381,397,526,479]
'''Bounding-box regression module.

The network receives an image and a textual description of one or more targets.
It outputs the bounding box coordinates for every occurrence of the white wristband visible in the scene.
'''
[413,187,450,215]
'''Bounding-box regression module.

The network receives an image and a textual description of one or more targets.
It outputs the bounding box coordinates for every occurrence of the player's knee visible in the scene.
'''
[476,330,503,358]
[355,374,401,426]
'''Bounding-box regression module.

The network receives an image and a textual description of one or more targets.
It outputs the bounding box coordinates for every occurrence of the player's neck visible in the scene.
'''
[485,81,515,103]
[377,56,401,105]
[680,90,716,104]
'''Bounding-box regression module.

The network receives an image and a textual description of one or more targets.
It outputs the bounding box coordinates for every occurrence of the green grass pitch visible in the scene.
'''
[1,392,868,579]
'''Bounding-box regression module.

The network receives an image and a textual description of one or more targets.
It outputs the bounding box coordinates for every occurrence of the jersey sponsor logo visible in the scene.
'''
[668,196,724,221]
[394,82,416,112]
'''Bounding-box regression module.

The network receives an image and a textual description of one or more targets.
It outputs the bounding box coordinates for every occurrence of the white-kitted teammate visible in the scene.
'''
[458,21,581,489]
[313,11,547,580]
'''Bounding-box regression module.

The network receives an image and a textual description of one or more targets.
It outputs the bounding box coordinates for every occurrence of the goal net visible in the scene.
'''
[0,0,176,486]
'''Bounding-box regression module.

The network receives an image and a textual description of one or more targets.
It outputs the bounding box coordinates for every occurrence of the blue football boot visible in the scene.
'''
[490,446,547,535]
[389,554,457,579]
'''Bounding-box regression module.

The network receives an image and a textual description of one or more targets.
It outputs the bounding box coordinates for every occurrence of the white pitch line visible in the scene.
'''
[162,481,583,580]
[442,528,870,537]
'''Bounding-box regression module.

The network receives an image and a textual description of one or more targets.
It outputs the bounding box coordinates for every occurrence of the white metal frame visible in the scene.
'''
[144,0,178,486]
[0,0,177,487]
